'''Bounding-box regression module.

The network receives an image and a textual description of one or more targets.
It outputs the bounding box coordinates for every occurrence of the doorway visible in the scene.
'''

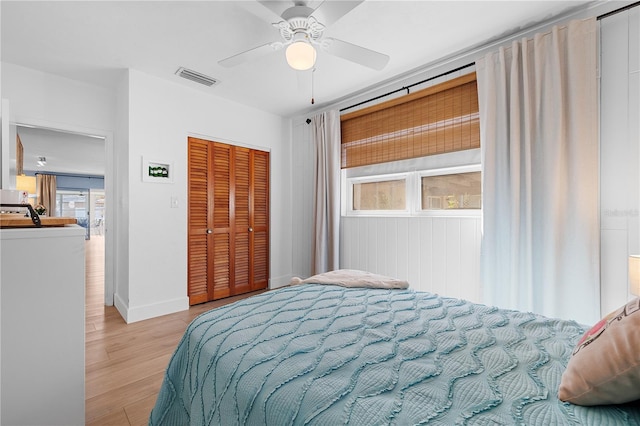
[13,122,114,306]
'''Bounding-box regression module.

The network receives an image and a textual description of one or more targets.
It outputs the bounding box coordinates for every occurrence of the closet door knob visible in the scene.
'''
[248,227,253,232]
[206,229,212,234]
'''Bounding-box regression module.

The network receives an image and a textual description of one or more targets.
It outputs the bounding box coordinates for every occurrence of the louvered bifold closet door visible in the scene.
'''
[188,137,270,305]
[251,150,269,291]
[212,142,232,299]
[187,137,214,305]
[233,147,251,295]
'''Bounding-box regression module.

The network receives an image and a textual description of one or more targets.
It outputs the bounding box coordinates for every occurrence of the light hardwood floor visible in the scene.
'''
[85,236,265,425]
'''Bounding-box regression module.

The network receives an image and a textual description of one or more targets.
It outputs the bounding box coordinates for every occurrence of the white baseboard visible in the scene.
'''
[269,274,295,289]
[114,293,129,322]
[114,294,189,323]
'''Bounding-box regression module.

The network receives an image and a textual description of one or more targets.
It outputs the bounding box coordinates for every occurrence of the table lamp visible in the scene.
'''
[16,174,36,196]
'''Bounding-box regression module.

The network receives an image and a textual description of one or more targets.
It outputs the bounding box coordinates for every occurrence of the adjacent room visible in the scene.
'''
[1,1,639,425]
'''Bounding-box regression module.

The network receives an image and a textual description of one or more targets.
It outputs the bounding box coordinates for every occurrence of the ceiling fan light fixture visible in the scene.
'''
[285,40,316,71]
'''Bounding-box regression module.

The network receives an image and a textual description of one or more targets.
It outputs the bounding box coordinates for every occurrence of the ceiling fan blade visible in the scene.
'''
[310,1,363,27]
[322,38,389,71]
[218,43,281,68]
[255,1,292,20]
[239,1,284,23]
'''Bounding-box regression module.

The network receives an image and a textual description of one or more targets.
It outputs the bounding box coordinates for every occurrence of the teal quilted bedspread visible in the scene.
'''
[149,284,640,425]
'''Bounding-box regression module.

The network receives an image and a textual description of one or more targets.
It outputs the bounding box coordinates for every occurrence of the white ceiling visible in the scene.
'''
[17,126,106,176]
[3,0,601,176]
[2,0,596,119]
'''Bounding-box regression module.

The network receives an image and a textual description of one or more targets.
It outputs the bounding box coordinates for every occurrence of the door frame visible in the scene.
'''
[187,135,271,304]
[11,118,115,306]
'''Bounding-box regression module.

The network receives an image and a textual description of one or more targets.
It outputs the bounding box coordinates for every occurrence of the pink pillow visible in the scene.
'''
[558,298,640,405]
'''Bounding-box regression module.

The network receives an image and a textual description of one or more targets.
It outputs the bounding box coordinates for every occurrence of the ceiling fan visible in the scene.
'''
[219,0,389,71]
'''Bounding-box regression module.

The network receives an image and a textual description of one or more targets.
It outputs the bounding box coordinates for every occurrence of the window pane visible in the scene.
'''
[421,172,481,210]
[353,179,406,210]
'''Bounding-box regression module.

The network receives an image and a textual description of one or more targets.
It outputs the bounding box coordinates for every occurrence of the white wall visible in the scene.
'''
[290,69,483,302]
[0,63,293,323]
[118,69,291,322]
[291,113,483,301]
[114,71,130,309]
[1,63,115,131]
[1,62,118,305]
[290,3,640,315]
[2,2,636,325]
[600,7,640,315]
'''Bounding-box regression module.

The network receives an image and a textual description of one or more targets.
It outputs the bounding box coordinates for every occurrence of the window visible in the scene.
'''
[347,174,409,215]
[343,151,481,217]
[353,179,406,211]
[340,71,481,217]
[421,169,481,211]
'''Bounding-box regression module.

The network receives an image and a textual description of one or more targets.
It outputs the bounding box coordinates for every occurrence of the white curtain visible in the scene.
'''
[476,18,599,325]
[311,110,341,274]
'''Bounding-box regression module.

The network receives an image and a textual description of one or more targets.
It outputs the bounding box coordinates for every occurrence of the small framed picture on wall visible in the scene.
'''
[142,157,174,183]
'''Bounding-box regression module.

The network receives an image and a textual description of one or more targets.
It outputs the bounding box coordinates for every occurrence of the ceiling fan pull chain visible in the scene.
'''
[311,68,315,105]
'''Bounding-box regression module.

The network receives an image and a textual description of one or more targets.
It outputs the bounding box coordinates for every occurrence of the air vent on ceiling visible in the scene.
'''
[175,67,219,87]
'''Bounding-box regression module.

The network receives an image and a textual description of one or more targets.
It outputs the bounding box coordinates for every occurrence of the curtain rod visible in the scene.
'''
[328,0,638,118]
[339,62,475,113]
[597,0,640,20]
[34,172,104,179]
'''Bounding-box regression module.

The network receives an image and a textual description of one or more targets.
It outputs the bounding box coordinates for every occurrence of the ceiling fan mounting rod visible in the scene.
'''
[281,5,314,22]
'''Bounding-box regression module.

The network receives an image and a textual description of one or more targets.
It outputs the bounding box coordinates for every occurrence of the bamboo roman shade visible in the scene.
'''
[340,73,479,168]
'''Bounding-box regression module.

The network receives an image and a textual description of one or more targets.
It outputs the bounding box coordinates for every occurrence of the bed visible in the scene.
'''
[149,271,640,425]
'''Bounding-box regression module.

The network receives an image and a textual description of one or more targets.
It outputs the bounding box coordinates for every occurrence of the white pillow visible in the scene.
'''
[558,298,640,405]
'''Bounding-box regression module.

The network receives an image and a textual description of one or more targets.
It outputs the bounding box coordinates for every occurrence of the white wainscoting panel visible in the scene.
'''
[341,216,482,303]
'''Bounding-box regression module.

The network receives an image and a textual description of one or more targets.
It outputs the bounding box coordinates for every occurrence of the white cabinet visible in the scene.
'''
[1,225,85,426]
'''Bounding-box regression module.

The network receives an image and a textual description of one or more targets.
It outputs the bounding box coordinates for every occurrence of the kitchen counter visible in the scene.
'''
[0,213,77,228]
